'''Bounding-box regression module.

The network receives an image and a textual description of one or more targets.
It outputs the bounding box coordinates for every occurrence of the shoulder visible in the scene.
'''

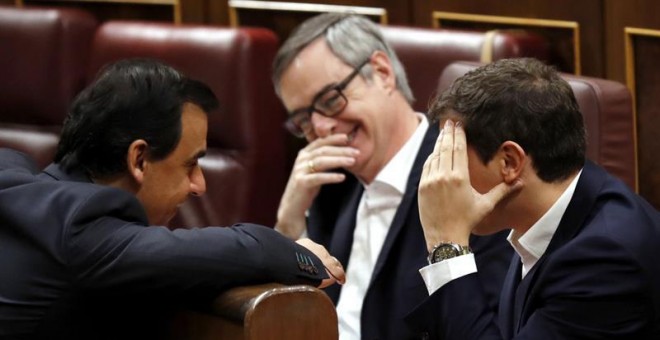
[0,148,39,173]
[579,169,659,250]
[6,175,148,228]
[55,181,149,226]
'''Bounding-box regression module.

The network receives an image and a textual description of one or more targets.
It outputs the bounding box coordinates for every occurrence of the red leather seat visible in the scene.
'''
[88,21,288,228]
[380,26,550,112]
[0,6,97,168]
[437,61,636,189]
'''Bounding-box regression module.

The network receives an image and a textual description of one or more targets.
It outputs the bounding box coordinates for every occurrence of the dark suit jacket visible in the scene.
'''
[0,149,327,340]
[407,161,660,339]
[308,123,513,340]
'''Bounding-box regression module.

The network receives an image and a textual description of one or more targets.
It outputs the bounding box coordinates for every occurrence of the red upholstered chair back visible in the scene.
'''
[380,26,550,113]
[88,21,287,228]
[437,61,636,189]
[0,6,97,168]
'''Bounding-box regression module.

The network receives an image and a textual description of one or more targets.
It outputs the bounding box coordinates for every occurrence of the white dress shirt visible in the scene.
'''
[420,170,582,294]
[337,114,428,340]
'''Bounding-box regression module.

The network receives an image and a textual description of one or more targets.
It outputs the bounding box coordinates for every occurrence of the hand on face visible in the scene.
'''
[418,120,523,251]
[296,238,346,288]
[276,133,359,239]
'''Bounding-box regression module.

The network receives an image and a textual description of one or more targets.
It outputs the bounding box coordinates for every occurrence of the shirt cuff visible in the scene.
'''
[419,253,477,295]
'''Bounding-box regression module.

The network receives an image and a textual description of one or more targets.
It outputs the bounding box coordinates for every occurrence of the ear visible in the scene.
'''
[497,141,526,184]
[126,139,149,184]
[369,50,396,93]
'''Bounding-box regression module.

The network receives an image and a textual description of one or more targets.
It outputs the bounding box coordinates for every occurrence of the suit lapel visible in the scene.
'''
[324,184,363,302]
[510,161,606,334]
[370,123,439,284]
[499,254,521,339]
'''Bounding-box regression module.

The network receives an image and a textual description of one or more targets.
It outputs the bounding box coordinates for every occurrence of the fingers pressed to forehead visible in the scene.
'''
[438,119,455,170]
[452,122,468,171]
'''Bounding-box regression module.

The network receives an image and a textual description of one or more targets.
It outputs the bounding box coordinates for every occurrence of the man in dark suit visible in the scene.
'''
[270,13,512,339]
[0,59,344,340]
[411,58,660,338]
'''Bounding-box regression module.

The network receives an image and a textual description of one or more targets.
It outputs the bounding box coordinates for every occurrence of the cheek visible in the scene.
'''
[173,173,192,197]
[468,163,490,194]
[467,151,501,194]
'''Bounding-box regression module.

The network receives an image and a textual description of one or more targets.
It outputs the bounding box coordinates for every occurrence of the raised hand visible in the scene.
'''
[276,133,359,239]
[418,120,522,251]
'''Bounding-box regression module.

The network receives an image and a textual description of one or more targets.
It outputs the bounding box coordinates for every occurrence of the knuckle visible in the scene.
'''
[439,144,452,153]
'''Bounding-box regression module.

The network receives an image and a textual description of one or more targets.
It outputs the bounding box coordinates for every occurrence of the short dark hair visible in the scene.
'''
[55,58,218,179]
[429,58,586,182]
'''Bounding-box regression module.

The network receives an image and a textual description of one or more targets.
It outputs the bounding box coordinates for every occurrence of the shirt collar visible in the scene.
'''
[508,169,582,277]
[367,113,429,195]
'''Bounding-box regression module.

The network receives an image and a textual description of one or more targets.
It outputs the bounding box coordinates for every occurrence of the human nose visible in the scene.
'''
[190,166,206,196]
[310,111,337,138]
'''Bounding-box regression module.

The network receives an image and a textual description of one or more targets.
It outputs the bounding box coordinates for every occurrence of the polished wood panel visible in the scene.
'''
[23,0,177,22]
[167,283,338,340]
[625,27,660,209]
[414,0,604,77]
[228,0,387,43]
[432,11,580,74]
[604,0,660,82]
[20,0,216,24]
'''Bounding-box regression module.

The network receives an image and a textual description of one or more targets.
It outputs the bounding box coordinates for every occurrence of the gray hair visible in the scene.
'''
[272,13,414,104]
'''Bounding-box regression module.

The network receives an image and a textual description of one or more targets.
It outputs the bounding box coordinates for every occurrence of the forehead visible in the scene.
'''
[171,103,207,158]
[278,39,353,110]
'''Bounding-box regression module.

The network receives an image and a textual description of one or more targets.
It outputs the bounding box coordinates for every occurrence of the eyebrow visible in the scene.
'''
[186,149,207,165]
[289,81,340,115]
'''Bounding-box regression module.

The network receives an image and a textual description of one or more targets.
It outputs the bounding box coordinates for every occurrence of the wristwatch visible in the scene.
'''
[427,242,472,264]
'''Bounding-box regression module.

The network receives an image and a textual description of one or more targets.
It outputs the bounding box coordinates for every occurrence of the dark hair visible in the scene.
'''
[55,58,218,179]
[429,58,586,182]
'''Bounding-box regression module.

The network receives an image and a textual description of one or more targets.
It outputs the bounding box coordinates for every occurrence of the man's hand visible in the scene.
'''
[296,238,346,288]
[418,120,522,251]
[276,134,359,239]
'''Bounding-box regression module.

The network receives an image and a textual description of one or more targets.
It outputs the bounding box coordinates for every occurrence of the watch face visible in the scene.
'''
[431,243,460,263]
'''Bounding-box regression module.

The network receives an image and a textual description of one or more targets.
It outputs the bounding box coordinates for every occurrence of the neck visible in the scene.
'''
[511,171,579,236]
[94,173,137,195]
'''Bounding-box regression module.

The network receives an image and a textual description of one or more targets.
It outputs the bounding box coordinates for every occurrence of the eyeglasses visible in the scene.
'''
[284,58,371,138]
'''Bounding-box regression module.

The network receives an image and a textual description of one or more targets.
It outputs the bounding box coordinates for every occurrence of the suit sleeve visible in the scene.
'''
[406,234,653,339]
[64,188,328,297]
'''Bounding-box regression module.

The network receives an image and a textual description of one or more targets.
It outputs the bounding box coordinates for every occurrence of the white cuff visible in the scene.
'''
[419,253,477,295]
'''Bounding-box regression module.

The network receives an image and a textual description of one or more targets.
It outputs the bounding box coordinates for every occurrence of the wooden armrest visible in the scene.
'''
[167,283,338,340]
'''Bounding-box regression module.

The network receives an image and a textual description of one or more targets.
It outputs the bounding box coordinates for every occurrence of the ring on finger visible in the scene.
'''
[307,160,317,173]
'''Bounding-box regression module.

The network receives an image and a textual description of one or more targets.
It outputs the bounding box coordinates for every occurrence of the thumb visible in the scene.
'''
[481,179,523,211]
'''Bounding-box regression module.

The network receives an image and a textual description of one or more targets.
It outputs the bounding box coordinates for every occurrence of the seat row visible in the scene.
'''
[0,5,287,228]
[0,5,636,339]
[0,5,576,229]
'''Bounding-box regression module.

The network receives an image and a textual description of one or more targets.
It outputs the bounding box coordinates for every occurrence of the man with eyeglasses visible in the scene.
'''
[271,13,512,340]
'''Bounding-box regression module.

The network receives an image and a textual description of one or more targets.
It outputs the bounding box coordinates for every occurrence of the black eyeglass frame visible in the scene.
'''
[284,58,371,138]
